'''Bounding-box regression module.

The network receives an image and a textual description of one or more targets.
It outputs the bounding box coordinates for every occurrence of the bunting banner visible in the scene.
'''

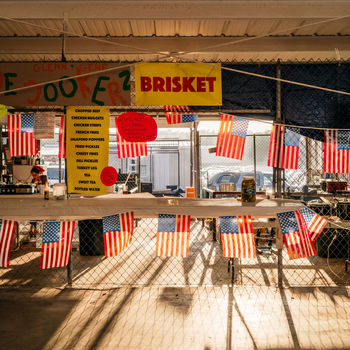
[277,211,316,260]
[115,117,147,158]
[7,113,38,157]
[163,105,198,125]
[219,215,256,259]
[156,214,191,257]
[216,114,249,160]
[102,212,134,257]
[40,221,76,269]
[0,219,17,268]
[268,124,300,169]
[58,115,65,159]
[324,130,350,173]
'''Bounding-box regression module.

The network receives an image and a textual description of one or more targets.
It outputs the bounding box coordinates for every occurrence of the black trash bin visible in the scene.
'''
[315,228,349,258]
[78,219,105,256]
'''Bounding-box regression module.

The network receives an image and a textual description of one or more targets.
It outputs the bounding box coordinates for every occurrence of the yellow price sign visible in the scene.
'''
[66,106,110,194]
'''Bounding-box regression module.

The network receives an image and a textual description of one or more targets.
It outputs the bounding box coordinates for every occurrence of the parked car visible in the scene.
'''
[208,171,273,191]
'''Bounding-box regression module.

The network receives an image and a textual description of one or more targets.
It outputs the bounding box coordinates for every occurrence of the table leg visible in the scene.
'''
[276,224,283,287]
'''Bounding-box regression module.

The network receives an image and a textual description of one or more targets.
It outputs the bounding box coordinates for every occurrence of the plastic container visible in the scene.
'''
[186,187,195,198]
[241,177,256,202]
[53,183,66,200]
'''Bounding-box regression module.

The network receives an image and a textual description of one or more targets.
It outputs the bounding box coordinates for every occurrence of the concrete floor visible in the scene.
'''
[1,286,350,350]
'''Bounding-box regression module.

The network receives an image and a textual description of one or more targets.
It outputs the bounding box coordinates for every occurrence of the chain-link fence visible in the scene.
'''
[2,213,350,288]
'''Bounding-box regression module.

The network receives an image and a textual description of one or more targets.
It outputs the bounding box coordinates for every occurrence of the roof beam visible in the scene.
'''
[0,36,349,55]
[1,1,350,20]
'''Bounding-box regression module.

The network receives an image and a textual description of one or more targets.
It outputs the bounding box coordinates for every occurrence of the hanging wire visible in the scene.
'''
[0,15,349,97]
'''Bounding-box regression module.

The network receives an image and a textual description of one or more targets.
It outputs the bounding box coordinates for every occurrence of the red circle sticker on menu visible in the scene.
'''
[100,167,118,186]
[117,112,157,142]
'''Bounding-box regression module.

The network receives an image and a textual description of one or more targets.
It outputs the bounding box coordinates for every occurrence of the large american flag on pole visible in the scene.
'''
[277,211,316,260]
[216,114,249,160]
[7,113,38,157]
[0,219,17,267]
[115,117,147,158]
[298,207,328,244]
[268,124,300,169]
[102,212,134,257]
[40,221,76,269]
[324,130,350,173]
[156,214,191,257]
[58,115,65,158]
[219,216,256,258]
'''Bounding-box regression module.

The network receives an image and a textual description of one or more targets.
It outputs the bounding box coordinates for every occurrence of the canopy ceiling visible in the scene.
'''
[0,0,349,63]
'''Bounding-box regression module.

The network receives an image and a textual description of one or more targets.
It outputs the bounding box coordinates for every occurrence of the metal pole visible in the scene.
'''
[253,134,257,183]
[137,156,141,192]
[67,254,73,286]
[0,125,3,180]
[275,60,282,198]
[193,122,200,198]
[190,126,194,187]
[276,61,283,287]
[276,224,283,287]
[177,148,180,188]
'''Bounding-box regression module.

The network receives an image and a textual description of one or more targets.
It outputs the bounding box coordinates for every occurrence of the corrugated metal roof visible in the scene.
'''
[0,18,349,37]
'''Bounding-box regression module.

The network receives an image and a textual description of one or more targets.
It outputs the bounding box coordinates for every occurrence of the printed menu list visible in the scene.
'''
[66,106,110,194]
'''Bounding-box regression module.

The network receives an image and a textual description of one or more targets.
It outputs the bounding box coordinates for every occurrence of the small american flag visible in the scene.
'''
[164,106,190,113]
[165,112,198,124]
[163,105,197,125]
[102,212,134,257]
[268,124,300,169]
[298,207,327,244]
[0,219,17,267]
[324,130,350,173]
[58,115,65,158]
[40,221,76,269]
[216,114,249,160]
[277,211,316,260]
[156,214,191,257]
[219,216,256,258]
[7,113,38,157]
[115,117,147,158]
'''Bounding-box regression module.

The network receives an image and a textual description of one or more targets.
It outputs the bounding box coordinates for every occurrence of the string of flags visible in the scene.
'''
[163,105,198,125]
[6,112,350,171]
[0,207,328,270]
[216,114,249,160]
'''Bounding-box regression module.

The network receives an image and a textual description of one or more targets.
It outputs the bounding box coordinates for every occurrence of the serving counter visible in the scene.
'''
[0,193,304,221]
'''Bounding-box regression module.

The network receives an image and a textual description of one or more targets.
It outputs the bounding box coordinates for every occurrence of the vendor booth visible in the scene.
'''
[0,60,350,289]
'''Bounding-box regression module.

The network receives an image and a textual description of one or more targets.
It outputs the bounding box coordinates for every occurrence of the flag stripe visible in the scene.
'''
[115,118,147,158]
[216,114,248,160]
[219,216,256,258]
[0,220,17,267]
[103,212,134,257]
[40,221,75,269]
[7,114,37,157]
[324,130,350,173]
[156,214,191,257]
[59,115,65,158]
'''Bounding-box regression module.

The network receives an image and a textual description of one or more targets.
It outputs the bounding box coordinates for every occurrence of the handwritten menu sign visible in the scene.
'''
[33,113,55,139]
[117,112,157,142]
[66,106,110,194]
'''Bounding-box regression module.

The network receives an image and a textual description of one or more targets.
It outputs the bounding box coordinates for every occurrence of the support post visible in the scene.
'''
[275,61,282,198]
[193,122,200,198]
[275,61,284,287]
[138,156,141,192]
[67,254,73,286]
[253,134,257,183]
[276,224,283,287]
[190,125,194,187]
